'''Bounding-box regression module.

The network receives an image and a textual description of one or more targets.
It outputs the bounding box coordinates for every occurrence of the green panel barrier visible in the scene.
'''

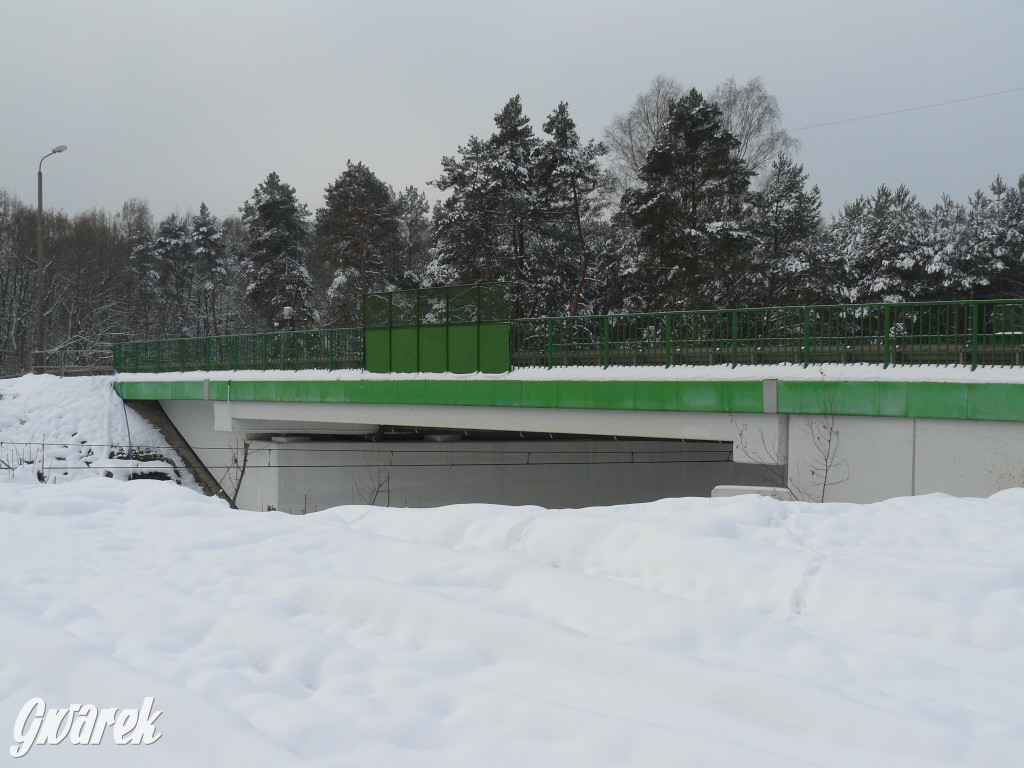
[877,382,910,417]
[275,381,299,402]
[458,380,522,407]
[424,380,459,405]
[820,381,880,417]
[418,326,448,373]
[480,323,511,373]
[319,381,349,403]
[969,384,1024,422]
[229,381,256,401]
[364,380,399,404]
[723,381,764,414]
[448,324,479,374]
[908,382,969,420]
[390,327,418,373]
[777,380,861,415]
[557,381,635,410]
[779,381,842,415]
[364,328,390,373]
[396,380,427,405]
[635,381,678,411]
[676,381,725,412]
[522,381,559,408]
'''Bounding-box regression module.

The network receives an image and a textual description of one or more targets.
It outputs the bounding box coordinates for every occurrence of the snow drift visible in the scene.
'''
[2,479,1023,766]
[0,374,187,486]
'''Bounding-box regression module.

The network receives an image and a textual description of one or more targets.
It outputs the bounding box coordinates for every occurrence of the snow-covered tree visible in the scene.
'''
[190,203,228,335]
[605,75,795,194]
[311,161,404,325]
[621,89,753,311]
[394,186,431,282]
[430,96,549,314]
[239,172,316,327]
[536,101,610,315]
[742,155,834,306]
[489,95,542,307]
[832,185,928,304]
[153,212,195,334]
[430,136,503,285]
[993,175,1024,294]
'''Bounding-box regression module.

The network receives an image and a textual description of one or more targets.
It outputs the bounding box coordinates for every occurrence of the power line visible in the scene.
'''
[787,86,1024,133]
[0,440,718,454]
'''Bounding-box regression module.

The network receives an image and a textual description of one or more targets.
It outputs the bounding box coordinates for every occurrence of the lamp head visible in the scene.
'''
[52,145,67,153]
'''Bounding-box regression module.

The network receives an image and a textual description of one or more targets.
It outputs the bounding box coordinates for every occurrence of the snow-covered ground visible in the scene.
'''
[2,478,1024,766]
[0,374,188,485]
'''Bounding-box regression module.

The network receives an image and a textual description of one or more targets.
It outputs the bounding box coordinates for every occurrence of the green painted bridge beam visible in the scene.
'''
[114,377,1024,423]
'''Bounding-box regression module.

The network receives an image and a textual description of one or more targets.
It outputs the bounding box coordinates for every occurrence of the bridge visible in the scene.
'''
[113,286,1024,512]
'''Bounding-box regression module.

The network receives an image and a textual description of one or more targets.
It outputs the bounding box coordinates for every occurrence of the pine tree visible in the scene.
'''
[122,202,159,336]
[311,161,403,324]
[394,185,431,283]
[152,212,195,334]
[743,155,833,305]
[994,175,1024,295]
[240,172,316,327]
[190,203,227,334]
[621,88,753,311]
[832,185,928,304]
[430,136,503,285]
[536,101,609,315]
[430,96,552,315]
[489,95,541,296]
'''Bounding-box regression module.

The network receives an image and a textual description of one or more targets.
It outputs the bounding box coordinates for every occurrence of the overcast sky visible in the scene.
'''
[3,0,1022,224]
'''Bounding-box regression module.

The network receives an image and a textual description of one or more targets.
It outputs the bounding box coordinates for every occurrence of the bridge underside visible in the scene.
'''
[158,400,781,512]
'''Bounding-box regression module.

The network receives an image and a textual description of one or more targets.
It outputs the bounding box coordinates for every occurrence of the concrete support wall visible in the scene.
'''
[786,415,914,502]
[161,400,280,512]
[160,399,1024,509]
[268,438,774,513]
[786,414,1024,503]
[914,418,1024,497]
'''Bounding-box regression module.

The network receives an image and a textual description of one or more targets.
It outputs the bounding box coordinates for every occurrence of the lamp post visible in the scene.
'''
[36,144,67,372]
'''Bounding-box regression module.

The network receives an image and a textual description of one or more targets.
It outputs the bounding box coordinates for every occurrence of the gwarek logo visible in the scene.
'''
[10,697,162,758]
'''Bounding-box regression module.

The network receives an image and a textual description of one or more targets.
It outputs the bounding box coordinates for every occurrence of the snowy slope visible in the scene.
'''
[2,479,1023,766]
[0,374,188,486]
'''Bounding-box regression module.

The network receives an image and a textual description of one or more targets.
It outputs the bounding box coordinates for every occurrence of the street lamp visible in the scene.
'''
[37,144,67,372]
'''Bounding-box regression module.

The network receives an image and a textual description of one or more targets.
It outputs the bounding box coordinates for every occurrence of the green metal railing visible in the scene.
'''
[510,300,1024,370]
[113,298,1024,375]
[113,327,364,374]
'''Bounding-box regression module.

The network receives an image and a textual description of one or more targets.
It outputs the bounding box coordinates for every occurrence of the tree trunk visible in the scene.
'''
[570,183,590,316]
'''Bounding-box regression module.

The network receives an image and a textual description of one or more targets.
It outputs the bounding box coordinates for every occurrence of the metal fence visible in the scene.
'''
[510,300,1024,370]
[113,327,364,374]
[113,298,1024,375]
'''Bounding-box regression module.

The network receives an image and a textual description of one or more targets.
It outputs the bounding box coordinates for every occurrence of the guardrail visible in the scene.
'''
[510,300,1024,370]
[114,328,364,374]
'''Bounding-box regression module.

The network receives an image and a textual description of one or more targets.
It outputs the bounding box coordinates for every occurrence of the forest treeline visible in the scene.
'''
[1,75,1022,373]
